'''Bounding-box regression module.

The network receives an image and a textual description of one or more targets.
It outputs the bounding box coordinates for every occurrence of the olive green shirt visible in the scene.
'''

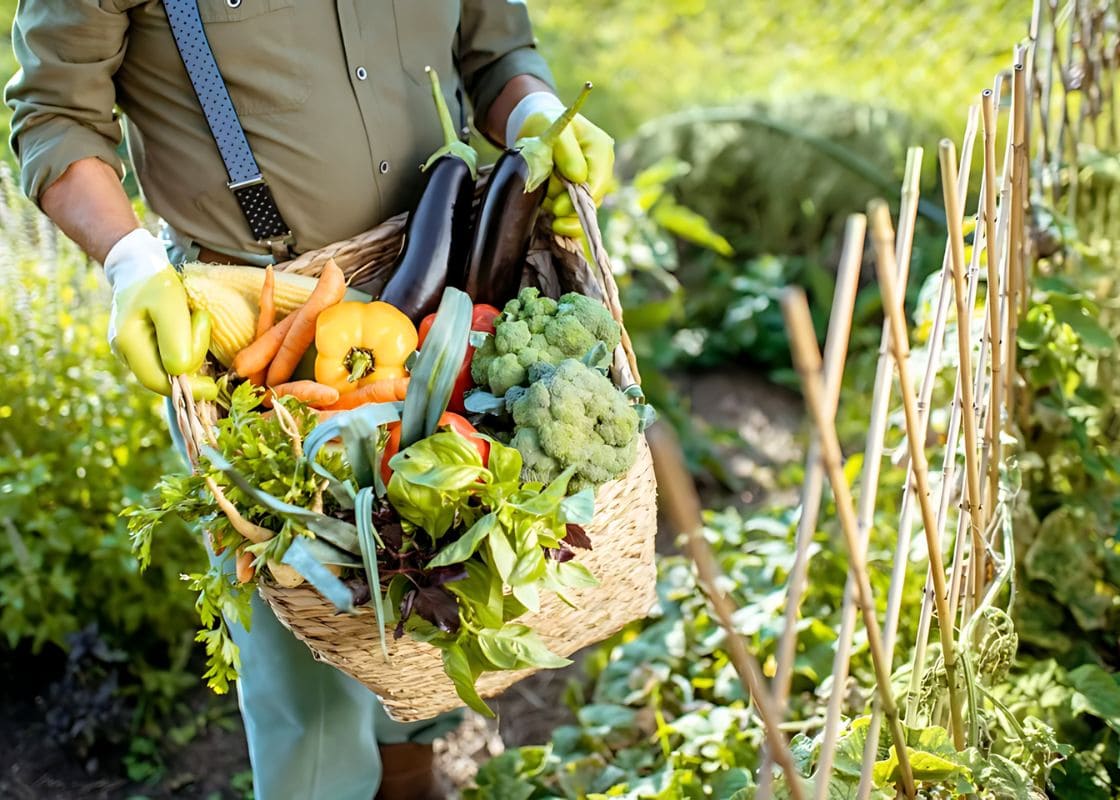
[5,0,553,257]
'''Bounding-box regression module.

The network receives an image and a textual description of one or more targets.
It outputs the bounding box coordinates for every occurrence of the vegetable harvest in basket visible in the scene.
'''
[124,70,652,714]
[128,282,651,714]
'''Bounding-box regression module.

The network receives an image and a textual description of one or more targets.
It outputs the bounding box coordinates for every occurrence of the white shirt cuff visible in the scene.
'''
[504,91,566,148]
[103,228,171,292]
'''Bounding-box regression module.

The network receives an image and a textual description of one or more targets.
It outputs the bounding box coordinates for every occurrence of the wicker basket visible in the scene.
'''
[171,183,658,722]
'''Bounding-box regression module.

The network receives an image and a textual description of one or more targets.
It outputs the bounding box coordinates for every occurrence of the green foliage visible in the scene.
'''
[470,507,928,797]
[530,0,1029,142]
[0,174,202,679]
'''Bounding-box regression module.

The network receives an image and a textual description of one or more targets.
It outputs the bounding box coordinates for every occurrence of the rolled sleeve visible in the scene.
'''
[459,0,555,123]
[4,0,129,204]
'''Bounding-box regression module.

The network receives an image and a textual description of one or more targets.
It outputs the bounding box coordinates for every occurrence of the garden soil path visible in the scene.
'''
[0,369,803,800]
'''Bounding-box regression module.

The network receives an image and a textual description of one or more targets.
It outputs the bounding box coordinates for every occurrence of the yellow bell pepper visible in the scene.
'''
[314,301,418,394]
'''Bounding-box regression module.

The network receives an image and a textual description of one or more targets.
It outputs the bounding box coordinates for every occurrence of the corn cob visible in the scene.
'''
[180,263,371,366]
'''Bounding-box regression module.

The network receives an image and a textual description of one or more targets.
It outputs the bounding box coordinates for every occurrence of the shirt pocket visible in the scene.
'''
[392,0,461,86]
[193,0,310,115]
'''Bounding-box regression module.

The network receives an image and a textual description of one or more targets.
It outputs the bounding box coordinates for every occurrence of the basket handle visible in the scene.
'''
[562,181,643,388]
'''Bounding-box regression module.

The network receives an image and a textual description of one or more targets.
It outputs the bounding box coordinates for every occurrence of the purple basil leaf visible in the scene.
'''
[346,578,372,607]
[412,586,461,634]
[563,524,592,550]
[379,523,405,553]
[545,546,576,563]
[429,565,469,587]
[398,589,417,625]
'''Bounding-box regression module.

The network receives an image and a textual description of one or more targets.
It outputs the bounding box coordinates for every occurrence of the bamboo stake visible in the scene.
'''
[813,150,921,800]
[771,215,866,700]
[759,213,865,799]
[1009,60,1028,426]
[873,111,980,733]
[940,140,987,616]
[868,201,967,750]
[981,90,1004,530]
[646,424,805,800]
[782,289,917,800]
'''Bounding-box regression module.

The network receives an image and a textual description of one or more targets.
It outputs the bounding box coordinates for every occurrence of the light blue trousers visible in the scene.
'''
[166,399,461,800]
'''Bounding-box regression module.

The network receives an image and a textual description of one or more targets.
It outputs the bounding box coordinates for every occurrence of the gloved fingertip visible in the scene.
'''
[547,174,564,198]
[552,195,575,219]
[552,217,585,240]
[553,129,588,184]
[186,310,213,373]
[188,375,220,402]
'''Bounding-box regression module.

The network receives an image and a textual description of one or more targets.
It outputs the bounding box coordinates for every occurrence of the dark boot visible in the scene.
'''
[375,742,443,800]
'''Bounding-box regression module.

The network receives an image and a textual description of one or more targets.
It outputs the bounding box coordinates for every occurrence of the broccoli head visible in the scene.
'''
[471,287,622,396]
[508,359,639,492]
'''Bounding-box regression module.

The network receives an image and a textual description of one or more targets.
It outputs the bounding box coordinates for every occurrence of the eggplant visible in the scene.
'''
[462,83,593,307]
[378,67,478,322]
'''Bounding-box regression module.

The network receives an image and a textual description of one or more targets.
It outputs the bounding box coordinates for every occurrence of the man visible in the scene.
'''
[5,2,613,798]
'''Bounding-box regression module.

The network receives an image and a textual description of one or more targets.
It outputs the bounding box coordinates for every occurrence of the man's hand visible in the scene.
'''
[507,92,615,239]
[105,229,217,400]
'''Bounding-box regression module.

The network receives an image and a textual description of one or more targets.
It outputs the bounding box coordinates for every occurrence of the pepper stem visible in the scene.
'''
[538,82,594,148]
[517,82,595,193]
[347,348,375,383]
[422,66,479,179]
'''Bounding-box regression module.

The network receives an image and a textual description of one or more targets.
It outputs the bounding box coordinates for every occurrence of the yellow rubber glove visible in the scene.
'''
[508,91,615,239]
[105,229,217,400]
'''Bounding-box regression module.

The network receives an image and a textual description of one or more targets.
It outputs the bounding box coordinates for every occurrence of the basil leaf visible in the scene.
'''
[428,513,498,568]
[512,466,577,517]
[446,560,505,629]
[512,581,540,613]
[281,538,356,614]
[556,560,599,589]
[510,547,548,588]
[400,288,473,447]
[488,530,517,583]
[486,439,524,486]
[559,488,596,525]
[386,474,458,541]
[475,629,521,670]
[390,432,489,491]
[493,624,570,669]
[203,446,360,553]
[443,643,493,717]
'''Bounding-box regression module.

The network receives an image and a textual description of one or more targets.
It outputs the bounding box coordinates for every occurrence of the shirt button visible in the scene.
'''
[227,0,242,7]
[355,66,368,81]
[379,161,391,175]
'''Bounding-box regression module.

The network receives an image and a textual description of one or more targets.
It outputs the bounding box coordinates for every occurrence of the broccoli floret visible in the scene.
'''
[508,359,639,492]
[555,292,621,353]
[470,287,622,396]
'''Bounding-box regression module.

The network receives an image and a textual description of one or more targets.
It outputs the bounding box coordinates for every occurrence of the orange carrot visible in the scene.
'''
[266,260,346,386]
[233,312,296,378]
[263,380,341,409]
[261,407,344,425]
[247,266,276,386]
[325,376,410,411]
[236,550,255,584]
